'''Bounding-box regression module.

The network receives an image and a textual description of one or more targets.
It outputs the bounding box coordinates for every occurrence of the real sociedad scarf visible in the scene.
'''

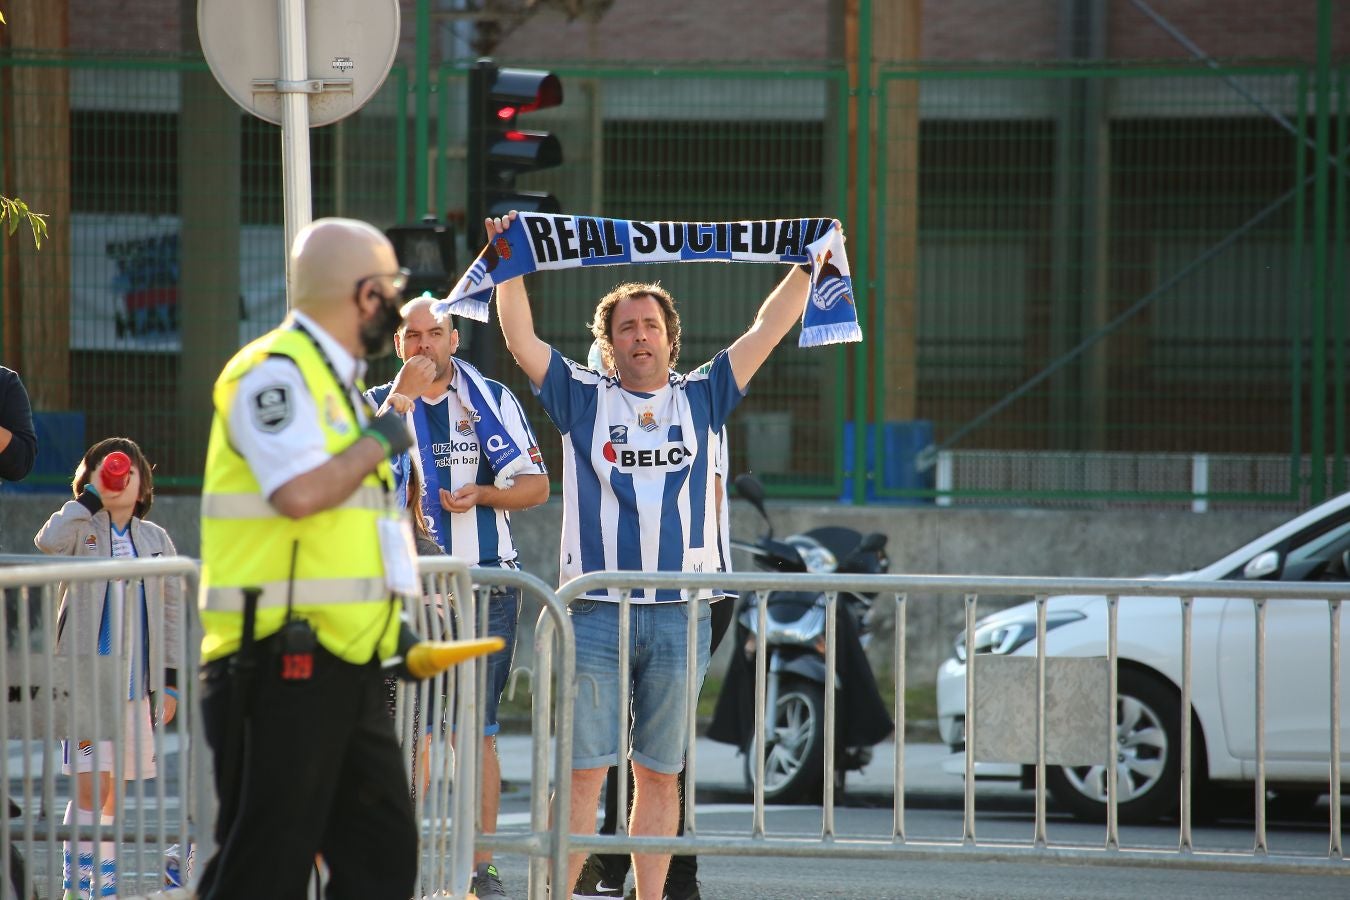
[434,214,861,348]
[449,357,532,488]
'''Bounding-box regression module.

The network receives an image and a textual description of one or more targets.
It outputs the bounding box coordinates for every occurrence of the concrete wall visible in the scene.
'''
[1,492,1289,685]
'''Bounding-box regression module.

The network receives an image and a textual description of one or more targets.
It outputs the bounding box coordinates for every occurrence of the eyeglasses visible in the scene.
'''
[355,267,411,297]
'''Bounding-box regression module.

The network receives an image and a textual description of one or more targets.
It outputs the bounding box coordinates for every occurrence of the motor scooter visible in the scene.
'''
[706,474,894,803]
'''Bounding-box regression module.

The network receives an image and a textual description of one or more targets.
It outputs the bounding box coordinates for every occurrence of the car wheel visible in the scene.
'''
[744,678,826,804]
[1046,668,1194,824]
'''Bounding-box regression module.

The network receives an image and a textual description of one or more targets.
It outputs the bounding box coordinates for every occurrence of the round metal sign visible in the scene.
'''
[198,0,400,128]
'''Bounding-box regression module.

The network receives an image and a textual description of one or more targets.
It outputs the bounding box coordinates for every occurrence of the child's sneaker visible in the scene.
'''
[63,848,116,898]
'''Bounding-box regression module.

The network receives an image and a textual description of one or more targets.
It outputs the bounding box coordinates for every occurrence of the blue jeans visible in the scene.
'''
[568,599,712,774]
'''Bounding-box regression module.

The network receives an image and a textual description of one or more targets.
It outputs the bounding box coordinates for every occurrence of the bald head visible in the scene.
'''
[290,218,399,314]
[398,295,441,324]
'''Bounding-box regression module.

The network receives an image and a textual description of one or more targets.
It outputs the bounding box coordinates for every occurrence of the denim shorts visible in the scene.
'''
[568,599,712,774]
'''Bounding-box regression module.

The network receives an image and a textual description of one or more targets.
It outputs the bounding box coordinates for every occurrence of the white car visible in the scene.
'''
[936,491,1350,823]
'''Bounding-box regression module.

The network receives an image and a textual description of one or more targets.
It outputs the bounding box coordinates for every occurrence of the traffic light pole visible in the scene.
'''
[465,59,493,233]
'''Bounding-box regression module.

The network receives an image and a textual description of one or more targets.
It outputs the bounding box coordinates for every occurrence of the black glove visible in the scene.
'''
[363,411,414,459]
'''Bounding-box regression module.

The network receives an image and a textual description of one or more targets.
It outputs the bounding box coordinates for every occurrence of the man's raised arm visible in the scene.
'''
[725,266,811,392]
[727,219,844,392]
[487,212,552,389]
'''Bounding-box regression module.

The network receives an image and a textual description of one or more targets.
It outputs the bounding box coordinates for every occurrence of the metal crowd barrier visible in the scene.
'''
[506,570,1350,890]
[1,556,204,900]
[10,559,1348,898]
[0,554,566,900]
[395,558,572,900]
[444,562,575,900]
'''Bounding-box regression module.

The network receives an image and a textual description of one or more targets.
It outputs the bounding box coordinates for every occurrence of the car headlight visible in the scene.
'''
[953,610,1085,662]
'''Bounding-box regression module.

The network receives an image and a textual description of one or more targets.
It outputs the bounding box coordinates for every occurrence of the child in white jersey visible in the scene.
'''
[35,437,183,899]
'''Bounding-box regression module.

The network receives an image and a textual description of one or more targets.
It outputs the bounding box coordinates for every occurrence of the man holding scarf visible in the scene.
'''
[366,295,549,900]
[484,210,841,900]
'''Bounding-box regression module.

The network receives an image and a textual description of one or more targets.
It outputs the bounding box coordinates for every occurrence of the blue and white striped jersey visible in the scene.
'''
[535,348,743,602]
[366,376,546,568]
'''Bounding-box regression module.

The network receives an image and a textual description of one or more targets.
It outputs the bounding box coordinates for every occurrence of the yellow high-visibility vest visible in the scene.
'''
[199,325,401,665]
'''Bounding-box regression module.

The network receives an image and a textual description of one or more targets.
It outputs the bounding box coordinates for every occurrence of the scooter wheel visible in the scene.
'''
[743,678,827,804]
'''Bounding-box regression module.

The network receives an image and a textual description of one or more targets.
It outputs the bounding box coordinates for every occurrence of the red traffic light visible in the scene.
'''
[467,59,564,229]
[490,68,563,114]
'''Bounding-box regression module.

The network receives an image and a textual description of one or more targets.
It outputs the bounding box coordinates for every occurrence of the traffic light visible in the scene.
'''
[385,217,458,299]
[466,58,563,230]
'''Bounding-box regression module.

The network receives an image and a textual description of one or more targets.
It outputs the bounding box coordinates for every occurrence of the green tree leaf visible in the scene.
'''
[1,195,48,249]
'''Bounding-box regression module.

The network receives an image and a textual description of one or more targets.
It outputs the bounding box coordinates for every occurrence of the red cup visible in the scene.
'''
[100,451,132,492]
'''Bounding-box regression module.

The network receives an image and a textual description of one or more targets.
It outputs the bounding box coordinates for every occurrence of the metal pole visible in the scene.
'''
[453,570,480,894]
[1329,598,1342,859]
[1254,598,1269,855]
[684,592,700,837]
[1034,595,1048,848]
[823,591,839,838]
[1106,594,1119,850]
[415,0,432,217]
[617,593,633,838]
[852,0,873,505]
[892,592,907,843]
[962,593,977,845]
[1180,596,1193,853]
[752,591,769,837]
[278,0,314,301]
[1309,0,1333,503]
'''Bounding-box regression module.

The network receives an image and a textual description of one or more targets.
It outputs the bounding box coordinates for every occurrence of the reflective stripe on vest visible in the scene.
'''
[201,576,390,612]
[200,485,387,520]
[200,326,400,665]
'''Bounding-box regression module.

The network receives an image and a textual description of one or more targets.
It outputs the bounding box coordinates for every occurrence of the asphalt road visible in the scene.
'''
[487,736,1350,899]
[10,735,1350,898]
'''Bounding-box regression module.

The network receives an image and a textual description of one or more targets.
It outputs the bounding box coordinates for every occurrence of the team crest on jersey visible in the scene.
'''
[83,535,98,552]
[637,409,658,432]
[323,394,351,436]
[609,425,629,445]
[456,418,474,436]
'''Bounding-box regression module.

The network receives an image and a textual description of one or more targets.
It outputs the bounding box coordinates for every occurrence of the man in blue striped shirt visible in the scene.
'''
[487,210,832,900]
[367,295,548,900]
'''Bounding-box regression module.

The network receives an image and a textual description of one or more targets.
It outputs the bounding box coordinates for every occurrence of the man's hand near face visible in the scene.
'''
[391,355,437,399]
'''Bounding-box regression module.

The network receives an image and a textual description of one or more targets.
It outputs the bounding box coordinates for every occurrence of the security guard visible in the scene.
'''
[196,218,425,900]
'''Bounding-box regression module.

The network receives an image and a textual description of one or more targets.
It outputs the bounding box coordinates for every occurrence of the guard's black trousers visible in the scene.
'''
[196,634,418,900]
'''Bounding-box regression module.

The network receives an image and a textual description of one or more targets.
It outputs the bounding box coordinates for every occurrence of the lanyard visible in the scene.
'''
[290,322,392,495]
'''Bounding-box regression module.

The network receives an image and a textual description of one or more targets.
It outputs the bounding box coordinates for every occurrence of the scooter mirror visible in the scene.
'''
[733,472,772,536]
[734,472,767,506]
[858,532,887,554]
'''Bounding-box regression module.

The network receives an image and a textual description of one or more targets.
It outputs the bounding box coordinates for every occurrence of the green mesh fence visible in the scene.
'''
[1,52,1346,505]
[0,54,408,490]
[873,64,1350,505]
